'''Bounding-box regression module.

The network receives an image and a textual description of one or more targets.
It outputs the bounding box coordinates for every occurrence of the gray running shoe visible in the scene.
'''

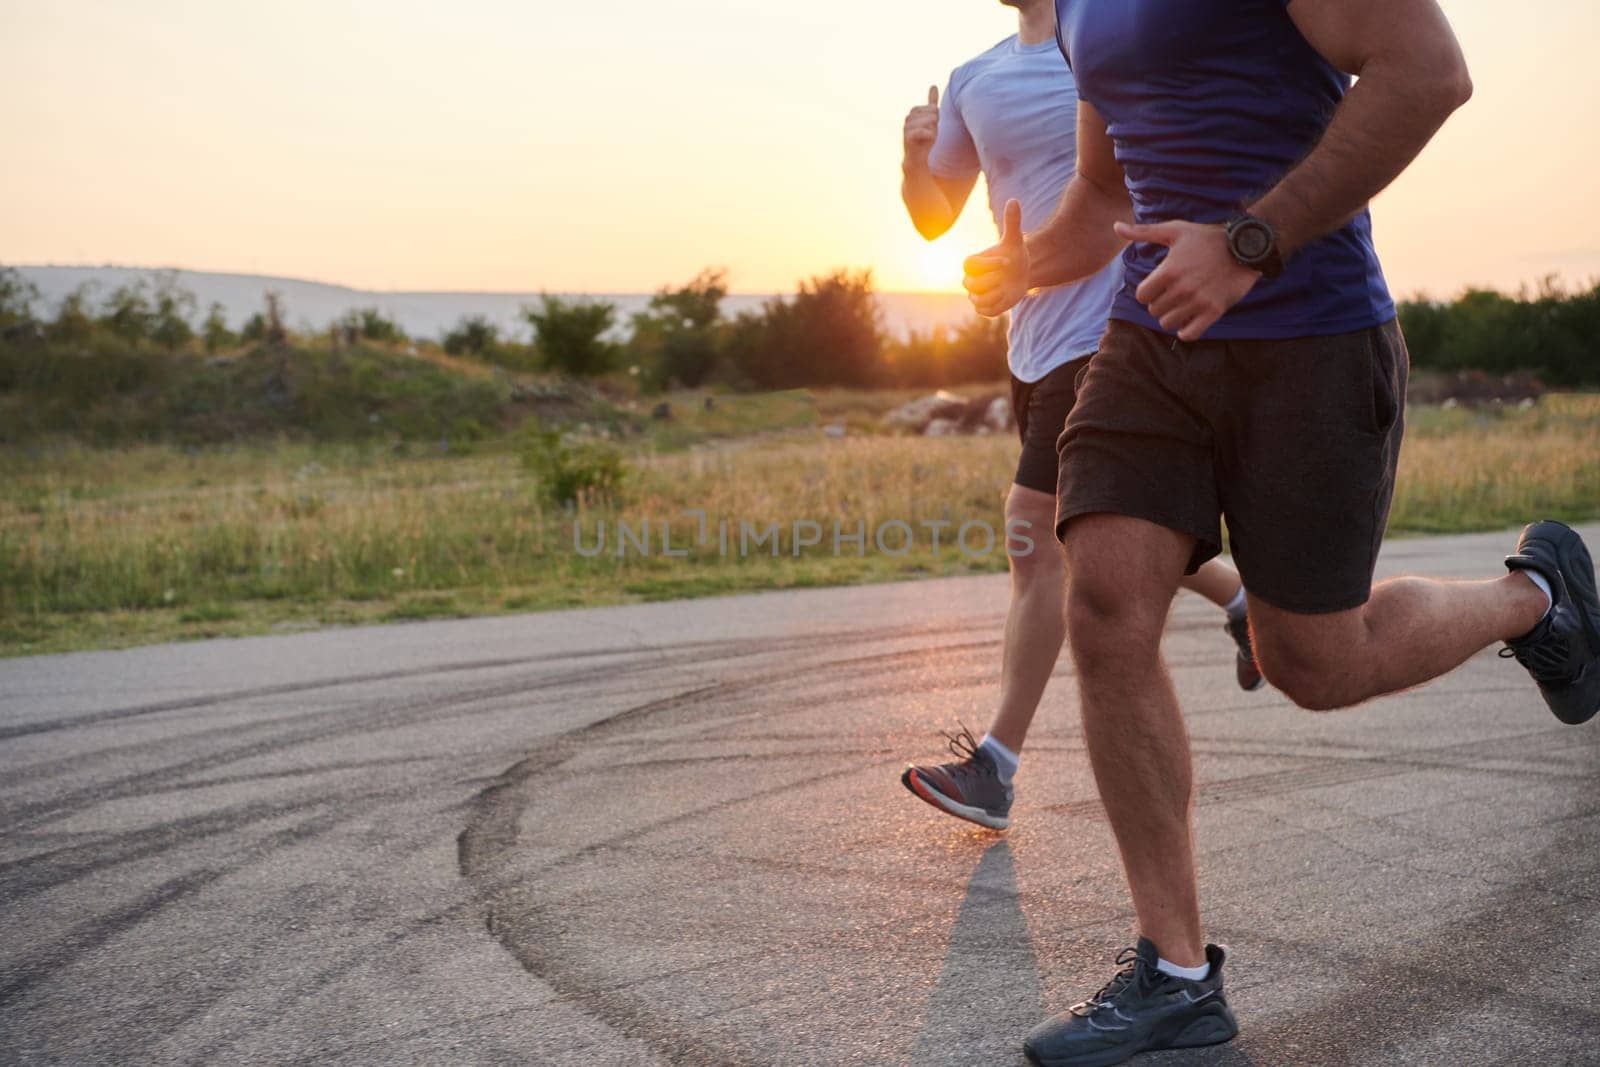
[900,726,1012,830]
[1503,519,1600,725]
[1023,938,1239,1067]
[1225,613,1265,692]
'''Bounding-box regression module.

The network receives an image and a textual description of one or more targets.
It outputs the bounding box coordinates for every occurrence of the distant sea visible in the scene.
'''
[13,266,978,343]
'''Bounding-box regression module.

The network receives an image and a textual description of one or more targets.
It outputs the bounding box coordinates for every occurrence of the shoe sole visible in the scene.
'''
[1022,1009,1239,1067]
[900,768,1009,830]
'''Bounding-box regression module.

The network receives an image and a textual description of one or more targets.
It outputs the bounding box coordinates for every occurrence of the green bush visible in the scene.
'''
[443,314,499,357]
[726,269,885,390]
[0,267,40,330]
[519,427,627,505]
[1398,280,1600,387]
[202,302,237,354]
[629,269,728,389]
[524,295,618,377]
[882,314,1008,387]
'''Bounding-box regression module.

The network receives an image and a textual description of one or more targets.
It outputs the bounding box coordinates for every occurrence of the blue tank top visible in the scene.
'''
[1054,0,1396,339]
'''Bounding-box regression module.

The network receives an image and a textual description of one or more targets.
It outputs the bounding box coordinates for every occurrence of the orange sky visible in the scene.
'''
[1,1,1597,297]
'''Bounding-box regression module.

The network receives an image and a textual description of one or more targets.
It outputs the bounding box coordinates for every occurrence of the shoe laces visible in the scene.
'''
[931,723,992,783]
[1069,947,1149,1017]
[1500,623,1575,683]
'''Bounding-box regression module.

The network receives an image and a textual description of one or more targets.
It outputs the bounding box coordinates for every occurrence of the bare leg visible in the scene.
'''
[1179,558,1243,609]
[1062,513,1205,967]
[988,484,1068,754]
[1249,574,1548,710]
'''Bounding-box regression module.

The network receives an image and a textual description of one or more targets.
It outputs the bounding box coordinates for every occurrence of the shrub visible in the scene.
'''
[882,314,1008,387]
[242,291,290,346]
[519,427,627,505]
[1397,279,1600,387]
[202,302,237,354]
[348,306,406,344]
[443,314,500,357]
[0,267,40,330]
[48,285,96,345]
[726,269,884,389]
[103,280,155,345]
[629,268,728,389]
[524,295,618,377]
[149,272,197,351]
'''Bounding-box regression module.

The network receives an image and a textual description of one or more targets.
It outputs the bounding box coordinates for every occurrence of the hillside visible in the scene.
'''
[12,265,975,343]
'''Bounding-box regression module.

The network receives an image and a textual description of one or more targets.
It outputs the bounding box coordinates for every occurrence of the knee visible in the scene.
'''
[1253,638,1357,711]
[1065,574,1165,665]
[1005,495,1062,585]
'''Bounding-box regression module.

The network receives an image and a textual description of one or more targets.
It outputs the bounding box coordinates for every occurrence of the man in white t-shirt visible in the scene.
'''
[897,0,1262,831]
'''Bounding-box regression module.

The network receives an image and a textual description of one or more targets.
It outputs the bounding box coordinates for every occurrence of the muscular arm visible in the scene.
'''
[1025,101,1133,287]
[902,167,978,241]
[1252,0,1473,254]
[1114,0,1472,340]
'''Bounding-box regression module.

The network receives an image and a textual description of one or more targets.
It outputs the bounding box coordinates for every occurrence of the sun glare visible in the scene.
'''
[915,238,970,292]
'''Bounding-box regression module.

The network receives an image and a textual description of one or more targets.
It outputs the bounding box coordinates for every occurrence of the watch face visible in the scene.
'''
[1233,221,1271,261]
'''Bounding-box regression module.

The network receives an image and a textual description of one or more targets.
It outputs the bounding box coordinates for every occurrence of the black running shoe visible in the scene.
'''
[1023,939,1238,1067]
[1225,613,1265,692]
[1502,520,1600,725]
[900,725,1013,830]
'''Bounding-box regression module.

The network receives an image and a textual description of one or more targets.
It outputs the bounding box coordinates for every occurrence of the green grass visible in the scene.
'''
[3,393,1597,658]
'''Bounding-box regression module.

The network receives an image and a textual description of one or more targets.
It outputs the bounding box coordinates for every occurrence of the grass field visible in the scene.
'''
[3,391,1597,657]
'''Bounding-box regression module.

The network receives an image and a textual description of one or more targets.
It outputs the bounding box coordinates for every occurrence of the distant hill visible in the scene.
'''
[11,265,976,343]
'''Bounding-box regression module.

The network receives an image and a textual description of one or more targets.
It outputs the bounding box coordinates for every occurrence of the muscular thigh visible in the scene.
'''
[1055,322,1222,574]
[1217,321,1409,615]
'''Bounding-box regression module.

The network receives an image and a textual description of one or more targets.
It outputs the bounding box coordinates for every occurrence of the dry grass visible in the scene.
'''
[3,394,1597,656]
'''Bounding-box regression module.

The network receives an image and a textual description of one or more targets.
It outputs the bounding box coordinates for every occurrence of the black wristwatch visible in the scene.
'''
[1224,214,1284,278]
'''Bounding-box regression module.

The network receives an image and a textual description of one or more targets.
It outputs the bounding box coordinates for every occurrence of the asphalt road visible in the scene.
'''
[4,524,1599,1066]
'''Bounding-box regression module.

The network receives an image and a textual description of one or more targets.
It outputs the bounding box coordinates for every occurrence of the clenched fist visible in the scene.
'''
[903,86,940,168]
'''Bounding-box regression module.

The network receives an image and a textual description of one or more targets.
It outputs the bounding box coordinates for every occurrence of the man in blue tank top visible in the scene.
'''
[896,0,1265,842]
[961,1,1600,1063]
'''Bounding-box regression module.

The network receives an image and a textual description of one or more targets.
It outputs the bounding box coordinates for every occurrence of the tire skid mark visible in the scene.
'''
[183,906,477,1065]
[2,620,988,820]
[0,785,418,903]
[1,646,724,793]
[0,867,226,1009]
[2,660,694,830]
[459,616,1600,1064]
[0,644,670,742]
[8,613,994,744]
[1,786,449,1027]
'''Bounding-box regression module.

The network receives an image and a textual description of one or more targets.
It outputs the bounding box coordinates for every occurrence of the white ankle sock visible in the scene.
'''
[1223,586,1248,621]
[979,734,1019,785]
[1521,570,1555,618]
[1156,956,1211,981]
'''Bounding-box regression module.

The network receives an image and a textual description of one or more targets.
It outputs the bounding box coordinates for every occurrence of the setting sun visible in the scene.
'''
[915,235,974,292]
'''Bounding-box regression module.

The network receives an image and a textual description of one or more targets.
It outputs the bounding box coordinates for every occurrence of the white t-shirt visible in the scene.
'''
[929,35,1123,383]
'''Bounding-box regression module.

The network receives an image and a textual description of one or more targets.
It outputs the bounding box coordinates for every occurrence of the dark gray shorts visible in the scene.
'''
[1011,355,1094,496]
[1056,318,1409,615]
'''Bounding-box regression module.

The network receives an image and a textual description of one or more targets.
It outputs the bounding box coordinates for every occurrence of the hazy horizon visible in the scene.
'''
[9,264,981,341]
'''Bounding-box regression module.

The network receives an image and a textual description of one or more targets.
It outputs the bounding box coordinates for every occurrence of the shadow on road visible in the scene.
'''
[910,838,1046,1064]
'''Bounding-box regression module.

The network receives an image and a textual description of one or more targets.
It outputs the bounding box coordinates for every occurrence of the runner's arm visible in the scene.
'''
[1024,100,1133,287]
[902,84,978,239]
[1250,0,1472,255]
[902,168,978,241]
[965,100,1131,317]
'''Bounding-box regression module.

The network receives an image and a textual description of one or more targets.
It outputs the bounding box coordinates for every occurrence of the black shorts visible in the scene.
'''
[1056,319,1409,615]
[1010,355,1095,495]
